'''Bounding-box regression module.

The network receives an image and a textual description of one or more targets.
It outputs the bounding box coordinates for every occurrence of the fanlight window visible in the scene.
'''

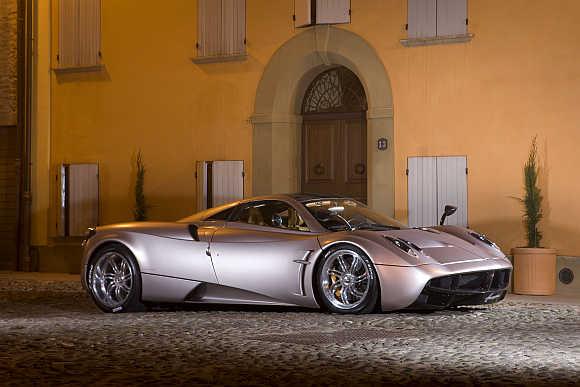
[302,67,367,114]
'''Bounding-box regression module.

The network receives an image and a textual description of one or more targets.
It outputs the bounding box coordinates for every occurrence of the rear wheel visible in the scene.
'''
[87,244,144,313]
[315,244,379,314]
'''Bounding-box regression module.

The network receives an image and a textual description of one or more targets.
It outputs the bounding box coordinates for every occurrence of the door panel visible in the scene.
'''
[302,116,367,203]
[303,120,336,183]
[210,223,319,303]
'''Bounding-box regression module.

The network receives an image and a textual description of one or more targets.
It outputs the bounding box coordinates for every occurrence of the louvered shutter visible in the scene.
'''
[294,0,312,27]
[316,0,350,24]
[198,0,222,57]
[407,157,438,227]
[198,0,245,58]
[407,0,437,39]
[58,0,100,68]
[222,0,245,55]
[436,0,467,36]
[436,156,468,226]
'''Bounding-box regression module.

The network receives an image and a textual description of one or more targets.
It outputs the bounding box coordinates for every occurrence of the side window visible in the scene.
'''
[233,201,309,231]
[207,206,236,221]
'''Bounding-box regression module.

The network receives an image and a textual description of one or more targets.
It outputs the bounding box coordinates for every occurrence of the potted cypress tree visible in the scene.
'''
[511,137,557,295]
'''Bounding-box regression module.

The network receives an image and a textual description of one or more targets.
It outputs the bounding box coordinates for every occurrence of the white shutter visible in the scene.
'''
[58,0,100,68]
[436,0,467,36]
[196,161,209,211]
[212,161,244,207]
[436,156,467,226]
[407,157,438,227]
[78,0,101,66]
[294,0,312,27]
[198,0,222,57]
[222,0,245,55]
[407,0,437,39]
[316,0,350,24]
[58,164,99,236]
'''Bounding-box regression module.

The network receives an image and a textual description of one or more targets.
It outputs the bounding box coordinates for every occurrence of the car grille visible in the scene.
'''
[408,268,511,309]
[428,269,511,293]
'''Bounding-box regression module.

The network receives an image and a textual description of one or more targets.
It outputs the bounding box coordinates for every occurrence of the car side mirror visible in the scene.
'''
[439,205,458,226]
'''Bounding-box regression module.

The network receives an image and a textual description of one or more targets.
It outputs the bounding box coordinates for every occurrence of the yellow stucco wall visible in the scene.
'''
[38,0,580,257]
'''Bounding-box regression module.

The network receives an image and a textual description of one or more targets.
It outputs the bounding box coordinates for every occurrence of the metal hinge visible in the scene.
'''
[405,23,408,31]
[406,168,409,176]
[465,167,469,175]
[348,9,351,16]
[242,171,245,178]
[292,14,296,21]
[466,18,469,25]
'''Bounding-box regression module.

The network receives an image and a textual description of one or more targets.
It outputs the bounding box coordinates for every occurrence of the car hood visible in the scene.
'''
[350,227,505,266]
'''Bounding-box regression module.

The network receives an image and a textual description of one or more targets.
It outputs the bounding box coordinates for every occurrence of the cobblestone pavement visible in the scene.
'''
[0,277,579,386]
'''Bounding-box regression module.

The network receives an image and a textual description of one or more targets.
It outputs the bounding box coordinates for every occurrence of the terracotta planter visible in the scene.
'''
[511,247,557,295]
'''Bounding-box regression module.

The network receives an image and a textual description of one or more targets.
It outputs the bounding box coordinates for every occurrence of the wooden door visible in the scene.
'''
[0,126,19,270]
[302,115,367,203]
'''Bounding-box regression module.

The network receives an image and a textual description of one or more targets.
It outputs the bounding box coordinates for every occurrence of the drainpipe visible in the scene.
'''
[16,0,33,271]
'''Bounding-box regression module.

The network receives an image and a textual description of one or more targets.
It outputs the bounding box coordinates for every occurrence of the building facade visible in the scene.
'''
[3,0,580,275]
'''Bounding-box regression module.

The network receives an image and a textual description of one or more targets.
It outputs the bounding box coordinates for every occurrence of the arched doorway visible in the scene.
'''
[251,26,395,216]
[301,66,368,203]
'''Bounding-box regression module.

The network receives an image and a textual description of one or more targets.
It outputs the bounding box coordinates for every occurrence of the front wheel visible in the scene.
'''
[315,244,379,314]
[87,244,144,313]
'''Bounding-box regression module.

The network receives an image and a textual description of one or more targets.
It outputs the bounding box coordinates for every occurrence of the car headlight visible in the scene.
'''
[469,232,500,250]
[81,227,97,247]
[385,236,420,257]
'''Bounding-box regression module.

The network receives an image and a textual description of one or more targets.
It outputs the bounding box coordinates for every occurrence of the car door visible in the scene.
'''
[209,200,320,306]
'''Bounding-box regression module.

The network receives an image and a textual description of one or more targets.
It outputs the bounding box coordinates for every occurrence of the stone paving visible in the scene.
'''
[0,277,579,386]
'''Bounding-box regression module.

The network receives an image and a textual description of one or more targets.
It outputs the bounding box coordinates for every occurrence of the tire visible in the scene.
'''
[86,243,145,313]
[315,244,379,314]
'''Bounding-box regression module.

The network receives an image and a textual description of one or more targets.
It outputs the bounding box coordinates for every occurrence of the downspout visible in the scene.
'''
[16,0,33,271]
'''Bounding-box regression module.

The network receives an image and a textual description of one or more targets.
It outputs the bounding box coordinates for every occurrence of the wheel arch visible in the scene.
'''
[310,241,382,312]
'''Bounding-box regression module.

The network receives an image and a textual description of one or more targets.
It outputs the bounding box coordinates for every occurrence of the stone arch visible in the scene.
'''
[251,26,394,215]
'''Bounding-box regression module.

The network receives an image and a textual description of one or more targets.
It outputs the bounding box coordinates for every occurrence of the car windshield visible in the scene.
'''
[303,199,406,231]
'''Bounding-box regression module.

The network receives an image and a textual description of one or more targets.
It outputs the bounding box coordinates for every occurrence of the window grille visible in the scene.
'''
[302,67,366,114]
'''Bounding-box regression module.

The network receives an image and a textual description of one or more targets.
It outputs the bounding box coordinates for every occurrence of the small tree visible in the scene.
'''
[521,136,543,247]
[133,150,147,221]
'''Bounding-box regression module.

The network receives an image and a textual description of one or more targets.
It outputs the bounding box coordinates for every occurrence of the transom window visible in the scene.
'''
[302,67,367,114]
[233,201,309,232]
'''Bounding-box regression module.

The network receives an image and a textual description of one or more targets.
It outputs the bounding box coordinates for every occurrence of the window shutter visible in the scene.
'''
[436,156,467,227]
[294,0,312,27]
[436,0,467,36]
[407,157,438,227]
[198,0,222,57]
[58,164,99,237]
[407,0,436,39]
[58,0,100,68]
[222,0,245,56]
[316,0,350,24]
[78,0,101,66]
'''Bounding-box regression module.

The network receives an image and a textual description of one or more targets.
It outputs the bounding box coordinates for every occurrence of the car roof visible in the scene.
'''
[282,193,349,202]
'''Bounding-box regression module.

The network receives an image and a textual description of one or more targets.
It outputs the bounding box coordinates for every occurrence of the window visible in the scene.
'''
[294,0,350,28]
[233,201,309,232]
[207,206,236,221]
[195,0,246,63]
[57,0,101,70]
[403,0,470,46]
[57,163,99,237]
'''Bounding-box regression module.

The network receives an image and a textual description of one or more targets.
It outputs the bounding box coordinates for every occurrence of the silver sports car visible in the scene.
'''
[81,194,512,314]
